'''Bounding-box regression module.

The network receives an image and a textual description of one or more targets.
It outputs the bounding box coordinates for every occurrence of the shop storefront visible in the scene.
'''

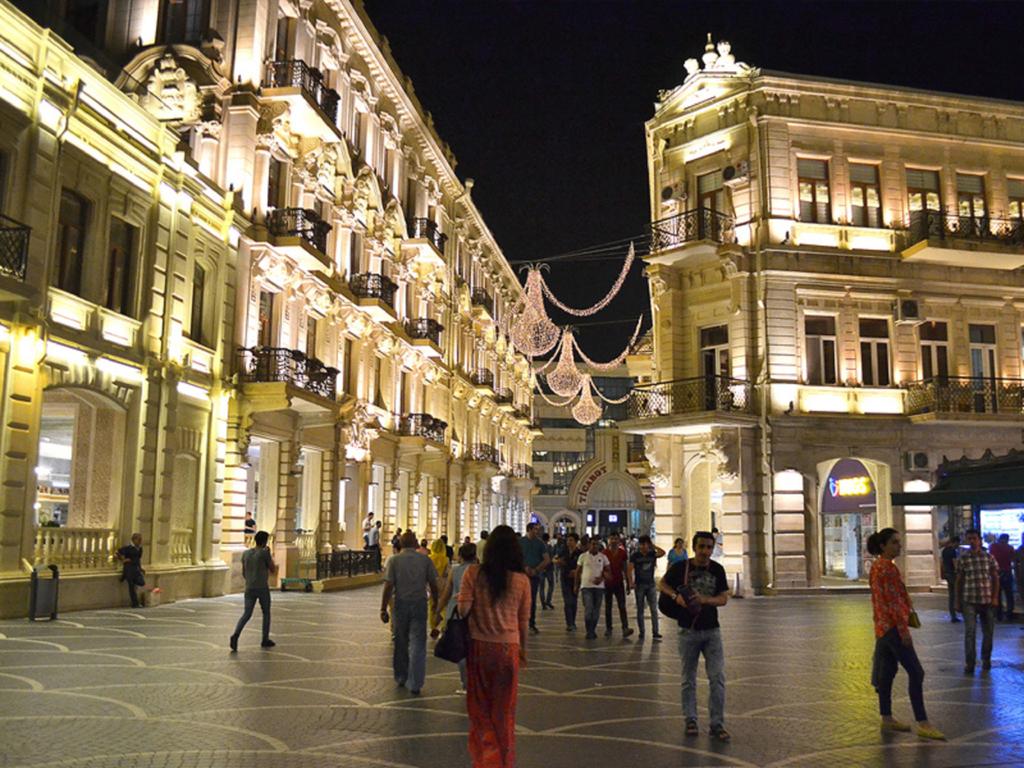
[821,458,877,581]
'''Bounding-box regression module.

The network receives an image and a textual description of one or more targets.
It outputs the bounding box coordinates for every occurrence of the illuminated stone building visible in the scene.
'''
[624,38,1024,593]
[531,364,652,538]
[0,0,534,614]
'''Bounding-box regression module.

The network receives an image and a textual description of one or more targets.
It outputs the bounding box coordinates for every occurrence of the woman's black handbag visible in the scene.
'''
[658,560,701,625]
[434,606,470,663]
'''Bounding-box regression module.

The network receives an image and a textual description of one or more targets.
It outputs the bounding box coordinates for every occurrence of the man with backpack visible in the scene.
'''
[658,530,730,742]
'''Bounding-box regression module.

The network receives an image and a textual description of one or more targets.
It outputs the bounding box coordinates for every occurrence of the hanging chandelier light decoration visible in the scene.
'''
[571,375,603,425]
[510,267,560,356]
[540,242,635,317]
[546,327,584,397]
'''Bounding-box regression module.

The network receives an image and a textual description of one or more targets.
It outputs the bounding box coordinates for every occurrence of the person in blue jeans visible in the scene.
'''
[520,523,551,634]
[575,536,610,639]
[628,535,665,640]
[230,530,278,650]
[659,531,730,742]
[381,531,439,695]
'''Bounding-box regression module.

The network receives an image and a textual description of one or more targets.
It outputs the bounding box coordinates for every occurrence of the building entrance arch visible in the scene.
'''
[817,457,890,581]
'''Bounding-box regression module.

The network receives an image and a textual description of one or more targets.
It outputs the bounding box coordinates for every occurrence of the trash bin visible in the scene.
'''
[29,565,59,620]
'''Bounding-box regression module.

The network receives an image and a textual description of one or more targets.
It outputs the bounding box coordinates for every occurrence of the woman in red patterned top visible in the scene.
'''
[868,528,944,740]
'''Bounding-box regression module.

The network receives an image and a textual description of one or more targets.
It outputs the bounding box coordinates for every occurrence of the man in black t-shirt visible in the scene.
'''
[557,533,581,631]
[659,530,730,742]
[628,535,665,640]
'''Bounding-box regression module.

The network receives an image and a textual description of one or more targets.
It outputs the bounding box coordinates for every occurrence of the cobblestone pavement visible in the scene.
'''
[1,586,1023,768]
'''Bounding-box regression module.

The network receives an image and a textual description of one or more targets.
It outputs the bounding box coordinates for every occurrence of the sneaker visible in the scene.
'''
[982,660,992,671]
[410,689,421,696]
[396,678,407,688]
[964,664,975,674]
[638,633,645,641]
[454,687,467,695]
[586,632,597,639]
[880,719,911,732]
[950,617,961,623]
[604,629,612,638]
[710,726,731,742]
[529,625,539,635]
[229,635,238,652]
[916,725,946,741]
[566,625,574,632]
[623,627,634,638]
[653,633,663,641]
[260,639,276,648]
[685,719,699,737]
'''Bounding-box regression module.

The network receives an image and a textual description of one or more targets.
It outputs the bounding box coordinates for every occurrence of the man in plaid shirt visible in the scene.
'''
[955,528,999,674]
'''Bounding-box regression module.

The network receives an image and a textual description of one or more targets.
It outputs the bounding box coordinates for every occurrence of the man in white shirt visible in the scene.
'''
[575,536,611,639]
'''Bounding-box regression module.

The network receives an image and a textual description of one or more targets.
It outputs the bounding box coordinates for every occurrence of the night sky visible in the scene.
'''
[363,0,1024,358]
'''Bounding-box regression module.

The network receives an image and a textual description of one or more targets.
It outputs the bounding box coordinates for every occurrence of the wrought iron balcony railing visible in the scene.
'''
[267,207,330,255]
[626,375,752,420]
[468,443,500,465]
[349,272,398,308]
[316,549,381,579]
[470,369,494,388]
[0,214,29,281]
[265,59,340,124]
[404,318,443,345]
[237,347,338,400]
[471,288,494,316]
[906,376,1024,416]
[408,217,448,253]
[494,387,513,404]
[399,413,448,444]
[905,209,1024,249]
[650,207,735,252]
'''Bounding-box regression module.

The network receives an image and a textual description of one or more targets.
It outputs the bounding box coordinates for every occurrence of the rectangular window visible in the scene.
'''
[956,173,986,226]
[797,158,830,223]
[274,16,290,60]
[257,290,275,347]
[804,316,838,385]
[849,163,881,228]
[162,0,208,43]
[348,229,363,277]
[1008,179,1024,221]
[919,321,949,382]
[906,168,941,212]
[859,318,890,386]
[53,189,89,295]
[267,157,287,209]
[344,338,356,395]
[106,218,138,317]
[305,317,318,361]
[187,263,207,346]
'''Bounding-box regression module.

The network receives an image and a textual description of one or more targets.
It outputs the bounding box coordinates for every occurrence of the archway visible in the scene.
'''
[817,458,888,582]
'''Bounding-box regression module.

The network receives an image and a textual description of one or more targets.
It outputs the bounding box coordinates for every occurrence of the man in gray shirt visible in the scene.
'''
[381,530,439,695]
[231,530,278,651]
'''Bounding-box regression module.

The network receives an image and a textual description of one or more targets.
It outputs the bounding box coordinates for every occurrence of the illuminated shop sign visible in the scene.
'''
[828,476,872,498]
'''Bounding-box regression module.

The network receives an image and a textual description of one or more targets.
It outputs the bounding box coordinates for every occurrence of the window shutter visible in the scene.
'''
[849,164,878,185]
[906,168,939,190]
[797,158,828,180]
[956,174,984,194]
[1007,179,1024,198]
[698,171,723,194]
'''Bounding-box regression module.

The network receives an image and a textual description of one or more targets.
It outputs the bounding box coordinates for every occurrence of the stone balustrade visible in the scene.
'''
[33,527,117,571]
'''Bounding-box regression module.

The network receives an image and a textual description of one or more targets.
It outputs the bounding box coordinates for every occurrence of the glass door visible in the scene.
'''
[700,325,729,411]
[969,324,997,413]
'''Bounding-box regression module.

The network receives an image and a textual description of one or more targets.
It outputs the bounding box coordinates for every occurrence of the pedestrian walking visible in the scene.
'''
[711,527,724,560]
[868,528,945,740]
[429,538,451,639]
[557,533,581,631]
[575,536,610,639]
[520,522,551,634]
[457,525,531,768]
[540,532,556,609]
[476,530,489,564]
[442,534,454,562]
[667,537,688,567]
[955,528,999,674]
[116,533,157,608]
[989,533,1015,621]
[362,511,375,548]
[230,530,278,650]
[381,531,439,695]
[391,527,403,555]
[939,536,960,622]
[629,535,665,641]
[659,531,730,742]
[434,541,477,694]
[603,532,634,638]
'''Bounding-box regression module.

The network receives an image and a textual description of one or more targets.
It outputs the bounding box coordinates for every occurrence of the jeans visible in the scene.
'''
[945,577,958,619]
[604,581,629,632]
[997,572,1014,619]
[581,588,604,636]
[393,598,428,692]
[233,588,271,641]
[873,627,927,721]
[678,627,725,728]
[528,574,541,627]
[635,583,659,636]
[963,602,995,667]
[542,568,555,607]
[127,580,140,608]
[561,580,578,628]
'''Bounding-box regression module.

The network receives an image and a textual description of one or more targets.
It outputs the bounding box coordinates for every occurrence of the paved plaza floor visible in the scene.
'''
[1,585,1023,768]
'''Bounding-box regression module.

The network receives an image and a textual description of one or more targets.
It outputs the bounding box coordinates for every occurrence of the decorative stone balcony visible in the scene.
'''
[470,368,495,393]
[906,377,1024,420]
[263,59,341,140]
[404,217,447,267]
[0,214,29,282]
[470,288,494,319]
[901,210,1024,269]
[468,443,500,465]
[237,346,338,403]
[649,207,734,262]
[399,413,448,445]
[265,207,331,272]
[494,387,514,411]
[403,318,444,357]
[349,272,398,322]
[626,375,753,421]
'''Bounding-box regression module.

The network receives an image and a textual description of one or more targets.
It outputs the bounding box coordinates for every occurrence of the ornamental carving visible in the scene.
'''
[644,435,671,489]
[137,54,201,123]
[344,403,379,459]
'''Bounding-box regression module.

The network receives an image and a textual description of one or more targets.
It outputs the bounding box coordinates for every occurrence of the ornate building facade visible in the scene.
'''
[624,38,1024,593]
[0,0,534,615]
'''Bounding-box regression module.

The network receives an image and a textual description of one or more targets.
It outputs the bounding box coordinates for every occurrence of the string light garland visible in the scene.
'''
[572,315,644,372]
[546,329,585,397]
[571,375,603,425]
[540,243,635,317]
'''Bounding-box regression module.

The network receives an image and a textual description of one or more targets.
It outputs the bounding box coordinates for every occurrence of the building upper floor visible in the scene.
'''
[646,37,1024,273]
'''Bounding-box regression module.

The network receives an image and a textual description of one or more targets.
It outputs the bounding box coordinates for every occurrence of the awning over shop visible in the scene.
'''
[891,449,1024,507]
